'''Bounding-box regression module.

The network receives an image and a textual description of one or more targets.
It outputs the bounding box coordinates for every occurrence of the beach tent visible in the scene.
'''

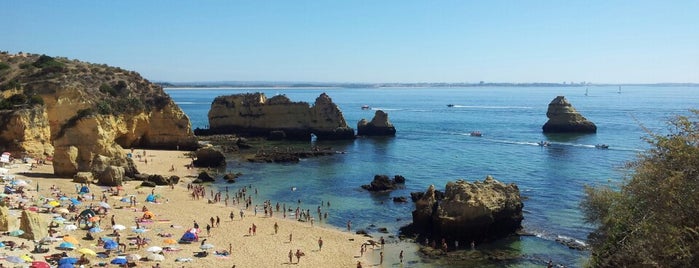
[179,230,198,242]
[79,185,89,194]
[79,209,96,218]
[145,194,156,202]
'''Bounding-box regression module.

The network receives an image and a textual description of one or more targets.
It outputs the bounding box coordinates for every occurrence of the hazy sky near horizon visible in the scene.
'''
[2,1,697,83]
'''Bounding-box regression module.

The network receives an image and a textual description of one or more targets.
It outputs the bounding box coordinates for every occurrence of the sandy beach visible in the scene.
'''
[1,150,387,267]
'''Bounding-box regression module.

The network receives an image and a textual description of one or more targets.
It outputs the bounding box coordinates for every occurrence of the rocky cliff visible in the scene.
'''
[204,92,355,140]
[0,52,197,176]
[542,96,597,133]
[357,110,396,136]
[404,176,523,244]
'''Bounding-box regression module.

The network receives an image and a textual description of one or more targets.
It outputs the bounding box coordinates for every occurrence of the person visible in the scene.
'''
[318,237,323,251]
[356,261,362,268]
[193,220,199,229]
[399,250,404,263]
[379,251,384,265]
[288,249,293,263]
[347,220,351,232]
[547,260,553,268]
[289,233,292,242]
[206,224,211,236]
[274,222,279,234]
[229,211,234,221]
[295,249,302,263]
[216,216,220,227]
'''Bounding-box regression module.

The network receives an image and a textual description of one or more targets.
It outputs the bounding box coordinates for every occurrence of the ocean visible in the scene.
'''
[166,86,698,267]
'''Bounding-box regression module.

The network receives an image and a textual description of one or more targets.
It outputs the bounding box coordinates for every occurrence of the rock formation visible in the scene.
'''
[357,110,396,136]
[0,53,197,177]
[542,96,597,133]
[361,174,406,191]
[403,176,523,244]
[193,145,226,167]
[193,171,215,184]
[0,205,16,231]
[19,209,48,241]
[203,92,355,140]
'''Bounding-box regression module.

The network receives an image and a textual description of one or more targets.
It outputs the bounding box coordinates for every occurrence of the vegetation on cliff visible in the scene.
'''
[581,110,699,267]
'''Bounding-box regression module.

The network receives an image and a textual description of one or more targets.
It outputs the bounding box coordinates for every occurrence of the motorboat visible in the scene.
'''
[470,131,482,137]
[361,105,370,110]
[447,104,455,107]
[595,144,609,149]
[537,141,550,147]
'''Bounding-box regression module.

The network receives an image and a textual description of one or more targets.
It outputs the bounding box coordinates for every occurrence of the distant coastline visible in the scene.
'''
[158,81,699,89]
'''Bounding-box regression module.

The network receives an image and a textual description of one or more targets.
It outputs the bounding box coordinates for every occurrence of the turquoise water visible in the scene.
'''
[166,86,698,266]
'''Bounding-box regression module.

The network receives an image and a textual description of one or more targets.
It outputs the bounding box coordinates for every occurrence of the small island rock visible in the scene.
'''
[357,110,396,136]
[542,96,597,133]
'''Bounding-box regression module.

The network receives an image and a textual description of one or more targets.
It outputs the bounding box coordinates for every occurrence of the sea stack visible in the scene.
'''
[204,92,355,141]
[542,96,597,133]
[357,110,396,136]
[0,53,197,177]
[404,176,523,244]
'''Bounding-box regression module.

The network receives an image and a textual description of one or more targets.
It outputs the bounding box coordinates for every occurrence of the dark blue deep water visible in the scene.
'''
[167,86,698,267]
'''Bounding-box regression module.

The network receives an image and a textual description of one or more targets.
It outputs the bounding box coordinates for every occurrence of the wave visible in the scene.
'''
[370,107,402,111]
[457,133,644,151]
[527,230,589,249]
[449,105,534,109]
[174,101,203,105]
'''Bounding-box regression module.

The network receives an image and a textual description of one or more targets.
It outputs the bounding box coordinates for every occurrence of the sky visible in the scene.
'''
[2,1,697,83]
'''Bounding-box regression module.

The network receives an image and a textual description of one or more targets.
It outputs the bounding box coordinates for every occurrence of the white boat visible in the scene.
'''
[470,131,482,137]
[361,105,370,110]
[595,144,609,149]
[537,141,550,147]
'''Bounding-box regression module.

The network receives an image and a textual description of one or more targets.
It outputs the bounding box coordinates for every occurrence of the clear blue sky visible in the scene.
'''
[2,1,697,83]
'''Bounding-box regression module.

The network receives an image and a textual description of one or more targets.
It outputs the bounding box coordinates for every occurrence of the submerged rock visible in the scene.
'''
[361,174,406,191]
[542,96,596,133]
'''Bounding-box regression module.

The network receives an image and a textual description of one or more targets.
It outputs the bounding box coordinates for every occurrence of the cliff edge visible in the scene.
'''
[0,52,197,176]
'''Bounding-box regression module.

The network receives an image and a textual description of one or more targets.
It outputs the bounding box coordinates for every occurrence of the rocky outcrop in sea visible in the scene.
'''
[542,96,597,133]
[401,176,523,245]
[0,53,198,177]
[361,174,405,191]
[201,92,355,141]
[357,110,396,136]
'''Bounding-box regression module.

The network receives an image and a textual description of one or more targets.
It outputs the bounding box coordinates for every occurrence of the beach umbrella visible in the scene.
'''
[89,226,103,233]
[70,198,81,205]
[28,206,40,212]
[79,209,96,218]
[200,243,214,250]
[30,261,51,268]
[120,197,130,203]
[88,216,100,222]
[64,224,78,231]
[163,238,177,244]
[57,242,75,250]
[41,236,60,244]
[142,211,155,219]
[146,246,162,253]
[78,248,97,256]
[42,203,55,209]
[110,257,128,265]
[59,257,78,264]
[20,254,33,262]
[147,253,165,262]
[48,200,60,207]
[6,255,24,263]
[98,201,111,209]
[63,235,79,244]
[126,254,141,262]
[9,229,25,236]
[132,228,147,234]
[104,240,118,250]
[112,224,126,231]
[58,264,75,268]
[0,242,5,247]
[59,196,69,201]
[56,208,70,214]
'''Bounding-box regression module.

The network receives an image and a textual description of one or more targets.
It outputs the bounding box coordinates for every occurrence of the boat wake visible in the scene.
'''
[527,230,589,250]
[448,105,534,109]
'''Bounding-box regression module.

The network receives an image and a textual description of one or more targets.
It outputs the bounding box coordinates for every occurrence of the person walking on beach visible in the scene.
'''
[216,216,220,227]
[379,251,384,265]
[288,249,293,264]
[206,224,211,236]
[318,237,323,251]
[274,222,279,234]
[399,250,404,263]
[229,211,234,221]
[289,233,292,242]
[347,220,351,232]
[295,249,302,263]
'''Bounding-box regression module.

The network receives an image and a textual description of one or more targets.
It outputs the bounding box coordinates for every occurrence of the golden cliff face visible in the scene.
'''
[0,52,197,176]
[0,107,53,157]
[206,92,355,140]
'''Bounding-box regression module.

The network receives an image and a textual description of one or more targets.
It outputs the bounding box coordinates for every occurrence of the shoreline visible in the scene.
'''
[2,150,386,267]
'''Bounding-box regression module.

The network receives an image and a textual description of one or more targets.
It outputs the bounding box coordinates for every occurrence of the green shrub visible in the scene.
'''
[96,101,113,115]
[0,62,9,71]
[99,83,117,96]
[582,110,699,267]
[29,95,44,106]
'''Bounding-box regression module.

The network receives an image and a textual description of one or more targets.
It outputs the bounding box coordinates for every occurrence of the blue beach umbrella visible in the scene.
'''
[70,198,81,205]
[58,264,75,268]
[0,242,5,247]
[59,257,78,264]
[89,227,103,233]
[132,228,147,234]
[110,257,127,265]
[57,242,75,250]
[104,240,118,250]
[9,229,24,236]
[59,196,69,200]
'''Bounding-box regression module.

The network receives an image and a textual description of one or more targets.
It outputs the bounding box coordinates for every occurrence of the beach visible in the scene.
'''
[1,150,381,267]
